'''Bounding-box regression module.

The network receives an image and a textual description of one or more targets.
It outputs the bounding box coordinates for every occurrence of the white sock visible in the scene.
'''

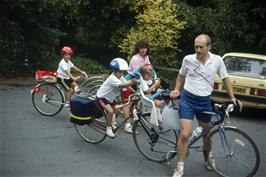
[106,126,112,132]
[177,161,184,172]
[209,151,213,158]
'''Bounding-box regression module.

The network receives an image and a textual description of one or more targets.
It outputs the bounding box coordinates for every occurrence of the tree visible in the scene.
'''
[0,0,65,76]
[174,0,266,56]
[119,0,186,66]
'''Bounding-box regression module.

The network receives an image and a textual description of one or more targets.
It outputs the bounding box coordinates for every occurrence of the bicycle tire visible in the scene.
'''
[79,76,105,92]
[80,84,102,98]
[74,110,107,144]
[32,83,64,116]
[208,126,260,177]
[133,112,177,163]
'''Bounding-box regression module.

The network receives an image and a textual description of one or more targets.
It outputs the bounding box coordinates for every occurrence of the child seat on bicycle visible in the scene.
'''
[135,67,179,129]
[134,67,162,126]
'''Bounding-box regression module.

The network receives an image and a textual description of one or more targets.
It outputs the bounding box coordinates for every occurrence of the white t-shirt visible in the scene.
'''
[96,73,127,102]
[179,52,228,96]
[57,58,74,79]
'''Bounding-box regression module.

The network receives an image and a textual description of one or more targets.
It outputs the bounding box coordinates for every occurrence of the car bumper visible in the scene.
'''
[211,91,266,109]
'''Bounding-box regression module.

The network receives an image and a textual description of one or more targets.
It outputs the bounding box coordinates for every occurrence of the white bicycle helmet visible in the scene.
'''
[109,58,129,71]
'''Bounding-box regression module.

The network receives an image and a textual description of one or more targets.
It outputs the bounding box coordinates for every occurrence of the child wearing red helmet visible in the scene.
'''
[57,46,86,107]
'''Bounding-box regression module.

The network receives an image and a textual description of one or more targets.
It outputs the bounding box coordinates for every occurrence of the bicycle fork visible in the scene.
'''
[218,126,234,157]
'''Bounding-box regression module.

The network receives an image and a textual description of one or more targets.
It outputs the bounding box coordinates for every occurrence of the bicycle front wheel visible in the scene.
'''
[133,112,177,163]
[209,126,260,177]
[32,83,64,116]
[74,111,107,144]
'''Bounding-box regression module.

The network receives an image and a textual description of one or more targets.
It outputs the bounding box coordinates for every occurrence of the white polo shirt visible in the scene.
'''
[57,58,74,79]
[179,52,228,96]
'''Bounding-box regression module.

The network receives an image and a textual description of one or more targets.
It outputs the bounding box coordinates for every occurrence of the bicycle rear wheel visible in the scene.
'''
[209,126,260,177]
[80,84,102,98]
[133,112,177,163]
[79,75,105,96]
[32,83,64,116]
[74,111,107,144]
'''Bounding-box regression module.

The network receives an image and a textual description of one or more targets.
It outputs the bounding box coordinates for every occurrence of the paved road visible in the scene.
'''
[0,81,265,177]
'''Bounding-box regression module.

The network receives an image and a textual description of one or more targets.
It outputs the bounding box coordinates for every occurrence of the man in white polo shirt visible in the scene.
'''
[170,34,242,177]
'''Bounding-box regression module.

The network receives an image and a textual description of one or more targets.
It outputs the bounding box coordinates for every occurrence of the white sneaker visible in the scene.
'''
[74,87,81,94]
[172,168,184,177]
[207,158,216,171]
[106,129,116,138]
[111,122,117,129]
[124,125,133,134]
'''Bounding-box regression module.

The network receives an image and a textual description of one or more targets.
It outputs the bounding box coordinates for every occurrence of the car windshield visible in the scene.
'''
[224,56,266,79]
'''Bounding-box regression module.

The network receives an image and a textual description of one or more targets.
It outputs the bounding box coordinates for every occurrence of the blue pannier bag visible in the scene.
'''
[70,96,103,125]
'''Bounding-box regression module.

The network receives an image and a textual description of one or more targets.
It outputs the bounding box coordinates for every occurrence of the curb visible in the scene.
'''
[0,77,36,86]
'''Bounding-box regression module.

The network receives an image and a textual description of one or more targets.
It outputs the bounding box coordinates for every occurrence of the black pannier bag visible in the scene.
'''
[70,96,103,125]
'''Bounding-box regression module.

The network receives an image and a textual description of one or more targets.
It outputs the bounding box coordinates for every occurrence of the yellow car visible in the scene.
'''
[211,52,266,109]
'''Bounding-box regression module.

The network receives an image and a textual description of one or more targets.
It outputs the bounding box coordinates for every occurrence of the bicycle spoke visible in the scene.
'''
[73,113,107,144]
[32,83,64,116]
[133,112,177,163]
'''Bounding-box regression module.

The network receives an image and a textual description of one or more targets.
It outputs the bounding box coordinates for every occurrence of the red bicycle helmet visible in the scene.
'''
[61,46,73,56]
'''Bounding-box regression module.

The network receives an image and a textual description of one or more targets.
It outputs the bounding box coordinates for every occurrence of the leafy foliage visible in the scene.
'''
[174,0,266,56]
[0,0,64,76]
[0,0,265,77]
[119,0,186,67]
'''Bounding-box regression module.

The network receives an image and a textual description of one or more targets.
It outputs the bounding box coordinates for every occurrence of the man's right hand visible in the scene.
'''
[170,90,180,99]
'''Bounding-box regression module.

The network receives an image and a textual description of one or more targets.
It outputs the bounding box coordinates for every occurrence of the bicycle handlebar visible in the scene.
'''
[83,72,88,79]
[115,93,140,109]
[211,101,240,125]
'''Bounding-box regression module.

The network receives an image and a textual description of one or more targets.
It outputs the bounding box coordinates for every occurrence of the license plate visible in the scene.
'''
[222,85,246,94]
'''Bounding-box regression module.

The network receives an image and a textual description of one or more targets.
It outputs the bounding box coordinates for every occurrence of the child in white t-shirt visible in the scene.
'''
[57,46,86,107]
[139,66,165,124]
[96,58,136,138]
[139,66,164,107]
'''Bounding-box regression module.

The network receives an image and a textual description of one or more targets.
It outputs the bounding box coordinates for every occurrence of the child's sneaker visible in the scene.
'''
[112,122,117,129]
[124,125,133,134]
[206,158,216,171]
[106,128,116,138]
[74,86,80,94]
[172,168,184,177]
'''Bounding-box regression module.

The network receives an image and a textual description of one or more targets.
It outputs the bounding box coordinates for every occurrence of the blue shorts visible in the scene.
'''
[179,90,212,123]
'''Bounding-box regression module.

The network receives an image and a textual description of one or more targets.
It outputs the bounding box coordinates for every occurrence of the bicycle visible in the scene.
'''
[73,93,141,144]
[31,74,105,116]
[132,99,260,177]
